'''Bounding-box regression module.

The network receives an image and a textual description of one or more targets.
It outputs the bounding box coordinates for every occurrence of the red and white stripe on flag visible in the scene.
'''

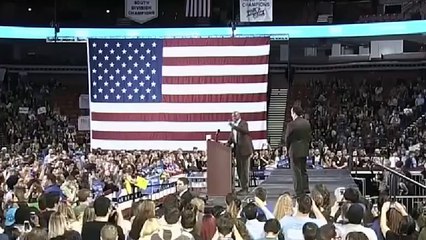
[90,38,270,151]
[185,0,211,18]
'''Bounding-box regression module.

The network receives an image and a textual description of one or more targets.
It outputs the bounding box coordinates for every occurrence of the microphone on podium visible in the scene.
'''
[215,129,221,142]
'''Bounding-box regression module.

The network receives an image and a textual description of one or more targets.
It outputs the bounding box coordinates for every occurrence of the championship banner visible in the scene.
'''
[125,0,158,24]
[239,0,273,22]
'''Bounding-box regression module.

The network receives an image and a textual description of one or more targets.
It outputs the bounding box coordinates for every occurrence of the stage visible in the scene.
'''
[206,168,357,209]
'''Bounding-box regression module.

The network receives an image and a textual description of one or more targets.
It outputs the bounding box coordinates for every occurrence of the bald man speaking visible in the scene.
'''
[227,111,254,195]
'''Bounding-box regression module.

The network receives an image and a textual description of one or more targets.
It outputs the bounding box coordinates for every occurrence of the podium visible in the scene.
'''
[207,140,232,197]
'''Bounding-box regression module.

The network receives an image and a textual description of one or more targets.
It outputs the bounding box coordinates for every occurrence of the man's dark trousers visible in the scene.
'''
[236,154,250,190]
[291,156,309,196]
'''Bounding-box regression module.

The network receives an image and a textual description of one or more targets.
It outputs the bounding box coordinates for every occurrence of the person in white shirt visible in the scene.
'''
[312,149,322,167]
[254,194,326,240]
[335,203,377,240]
[243,202,265,240]
[415,94,424,107]
[44,149,57,164]
[389,152,400,169]
[4,175,19,204]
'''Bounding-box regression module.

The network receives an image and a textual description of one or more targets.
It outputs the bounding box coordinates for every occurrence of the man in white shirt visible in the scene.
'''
[243,202,265,239]
[335,203,377,240]
[4,175,19,203]
[44,149,57,164]
[389,152,400,169]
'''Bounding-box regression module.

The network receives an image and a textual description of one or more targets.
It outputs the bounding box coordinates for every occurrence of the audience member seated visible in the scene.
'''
[290,76,426,170]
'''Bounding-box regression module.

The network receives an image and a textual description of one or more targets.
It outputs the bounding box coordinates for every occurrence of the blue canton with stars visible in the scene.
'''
[88,39,163,103]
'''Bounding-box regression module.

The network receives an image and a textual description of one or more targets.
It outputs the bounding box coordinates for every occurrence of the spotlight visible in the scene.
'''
[28,7,32,12]
[106,9,110,13]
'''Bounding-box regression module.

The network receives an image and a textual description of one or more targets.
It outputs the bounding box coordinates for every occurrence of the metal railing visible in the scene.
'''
[367,195,426,213]
[371,162,426,199]
[373,162,426,190]
[359,163,426,213]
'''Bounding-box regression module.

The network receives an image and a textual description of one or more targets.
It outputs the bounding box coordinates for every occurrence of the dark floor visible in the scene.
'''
[206,168,357,208]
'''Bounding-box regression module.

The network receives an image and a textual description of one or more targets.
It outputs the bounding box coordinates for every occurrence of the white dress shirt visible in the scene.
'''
[232,119,241,143]
[389,156,400,168]
[246,219,266,240]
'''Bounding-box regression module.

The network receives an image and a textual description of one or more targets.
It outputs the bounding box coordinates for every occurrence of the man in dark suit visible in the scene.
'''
[283,102,312,197]
[176,177,193,210]
[228,111,254,195]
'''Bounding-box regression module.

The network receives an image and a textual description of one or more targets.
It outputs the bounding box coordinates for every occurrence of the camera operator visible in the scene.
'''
[330,187,362,222]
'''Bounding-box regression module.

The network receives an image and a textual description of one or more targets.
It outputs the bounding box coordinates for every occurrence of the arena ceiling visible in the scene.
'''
[0,0,375,27]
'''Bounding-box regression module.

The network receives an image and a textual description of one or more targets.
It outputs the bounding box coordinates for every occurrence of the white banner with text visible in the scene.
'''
[125,0,158,24]
[19,107,29,114]
[239,0,273,22]
[37,107,47,115]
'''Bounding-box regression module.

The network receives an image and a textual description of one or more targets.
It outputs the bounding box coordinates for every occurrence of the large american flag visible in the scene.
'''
[87,37,270,151]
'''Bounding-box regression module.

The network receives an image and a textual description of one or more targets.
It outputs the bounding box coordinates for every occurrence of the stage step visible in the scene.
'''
[267,89,288,149]
[244,169,357,206]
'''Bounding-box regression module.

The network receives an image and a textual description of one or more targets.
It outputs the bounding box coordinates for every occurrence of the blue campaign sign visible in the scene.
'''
[92,179,105,198]
[145,175,161,194]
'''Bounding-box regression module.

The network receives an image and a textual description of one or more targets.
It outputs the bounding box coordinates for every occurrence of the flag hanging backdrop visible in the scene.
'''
[87,37,270,150]
[185,0,211,18]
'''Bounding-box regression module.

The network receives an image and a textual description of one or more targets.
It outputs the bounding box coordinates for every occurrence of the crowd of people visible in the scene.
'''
[2,168,423,240]
[274,144,426,172]
[298,77,426,170]
[0,71,424,240]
